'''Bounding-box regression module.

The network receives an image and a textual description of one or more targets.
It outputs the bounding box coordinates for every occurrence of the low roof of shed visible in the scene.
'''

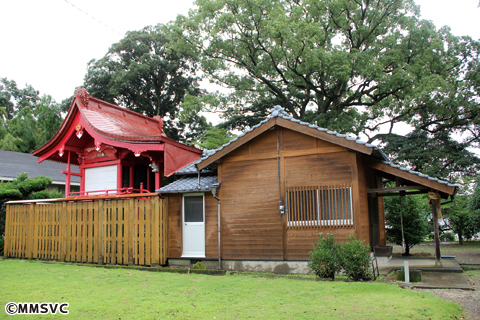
[157,175,217,194]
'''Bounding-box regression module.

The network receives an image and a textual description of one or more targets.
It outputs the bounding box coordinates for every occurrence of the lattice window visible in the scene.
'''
[287,184,353,228]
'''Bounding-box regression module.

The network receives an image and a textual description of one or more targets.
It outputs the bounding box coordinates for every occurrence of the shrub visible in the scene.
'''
[193,261,206,270]
[338,235,372,281]
[308,233,339,279]
[0,234,4,256]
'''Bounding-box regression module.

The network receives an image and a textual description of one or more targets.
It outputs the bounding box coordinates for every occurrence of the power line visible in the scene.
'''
[63,0,123,36]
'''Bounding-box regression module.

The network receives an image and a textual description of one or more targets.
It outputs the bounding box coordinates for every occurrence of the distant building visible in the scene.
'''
[0,150,80,195]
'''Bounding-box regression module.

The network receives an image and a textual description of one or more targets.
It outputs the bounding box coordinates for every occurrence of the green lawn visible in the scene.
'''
[0,259,463,319]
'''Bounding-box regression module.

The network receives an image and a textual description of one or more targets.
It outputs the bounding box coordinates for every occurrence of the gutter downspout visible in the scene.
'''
[211,185,221,270]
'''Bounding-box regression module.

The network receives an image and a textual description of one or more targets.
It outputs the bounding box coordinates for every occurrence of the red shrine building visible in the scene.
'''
[32,88,202,197]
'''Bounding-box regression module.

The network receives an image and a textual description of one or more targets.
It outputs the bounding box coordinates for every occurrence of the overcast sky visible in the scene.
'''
[1,0,479,105]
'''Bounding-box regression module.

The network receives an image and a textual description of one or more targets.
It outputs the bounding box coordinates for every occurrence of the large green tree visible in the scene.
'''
[0,78,63,153]
[83,24,204,141]
[179,0,480,152]
[381,129,480,181]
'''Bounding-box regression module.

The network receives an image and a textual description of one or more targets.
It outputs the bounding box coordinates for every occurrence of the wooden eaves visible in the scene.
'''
[366,159,457,199]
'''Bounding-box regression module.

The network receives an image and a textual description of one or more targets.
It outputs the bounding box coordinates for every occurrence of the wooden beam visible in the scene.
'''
[375,190,430,197]
[366,160,456,195]
[367,185,430,194]
[432,198,441,261]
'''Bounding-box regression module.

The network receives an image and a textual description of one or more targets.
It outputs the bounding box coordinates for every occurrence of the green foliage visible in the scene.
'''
[181,0,480,147]
[0,234,3,256]
[0,78,63,153]
[338,235,372,281]
[380,130,480,181]
[193,261,206,270]
[178,0,480,178]
[308,233,339,279]
[198,126,235,150]
[83,24,202,141]
[309,234,372,281]
[385,194,430,255]
[0,173,59,236]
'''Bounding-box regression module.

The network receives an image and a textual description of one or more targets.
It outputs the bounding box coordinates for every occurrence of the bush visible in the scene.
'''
[338,235,372,281]
[0,234,4,256]
[308,233,339,279]
[193,261,206,270]
[308,234,373,281]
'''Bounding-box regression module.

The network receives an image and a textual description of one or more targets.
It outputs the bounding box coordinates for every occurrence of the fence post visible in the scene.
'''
[128,198,134,265]
[30,203,37,259]
[27,203,35,259]
[98,199,104,264]
[151,196,160,265]
[61,201,67,261]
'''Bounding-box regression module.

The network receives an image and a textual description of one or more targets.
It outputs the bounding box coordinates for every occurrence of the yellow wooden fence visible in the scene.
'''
[3,194,168,266]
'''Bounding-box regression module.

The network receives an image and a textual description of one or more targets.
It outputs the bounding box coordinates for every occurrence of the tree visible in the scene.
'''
[180,0,480,149]
[0,173,63,236]
[442,194,477,244]
[381,129,480,181]
[83,24,203,140]
[0,78,63,153]
[198,126,235,150]
[385,194,430,255]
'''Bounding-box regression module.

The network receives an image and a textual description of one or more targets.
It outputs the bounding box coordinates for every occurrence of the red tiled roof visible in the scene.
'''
[32,89,201,167]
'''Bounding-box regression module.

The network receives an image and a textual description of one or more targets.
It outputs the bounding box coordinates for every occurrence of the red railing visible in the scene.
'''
[68,183,149,197]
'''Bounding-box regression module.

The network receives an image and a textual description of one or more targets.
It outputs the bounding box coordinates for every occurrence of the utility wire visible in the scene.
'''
[63,0,123,36]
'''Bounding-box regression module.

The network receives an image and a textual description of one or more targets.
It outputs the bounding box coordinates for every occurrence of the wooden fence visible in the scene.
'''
[3,194,168,266]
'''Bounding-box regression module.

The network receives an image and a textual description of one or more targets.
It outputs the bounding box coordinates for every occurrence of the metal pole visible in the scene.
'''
[217,199,221,270]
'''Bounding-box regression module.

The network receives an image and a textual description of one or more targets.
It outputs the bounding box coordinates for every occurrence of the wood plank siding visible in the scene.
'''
[166,127,380,261]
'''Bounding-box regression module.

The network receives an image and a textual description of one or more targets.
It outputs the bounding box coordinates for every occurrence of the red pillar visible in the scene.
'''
[65,151,71,196]
[117,163,123,193]
[129,166,134,188]
[155,172,161,191]
[147,166,151,192]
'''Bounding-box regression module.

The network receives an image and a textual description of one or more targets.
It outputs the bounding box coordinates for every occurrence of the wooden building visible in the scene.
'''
[158,106,458,271]
[32,88,202,196]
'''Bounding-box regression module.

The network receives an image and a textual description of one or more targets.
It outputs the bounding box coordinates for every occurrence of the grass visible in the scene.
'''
[0,259,463,319]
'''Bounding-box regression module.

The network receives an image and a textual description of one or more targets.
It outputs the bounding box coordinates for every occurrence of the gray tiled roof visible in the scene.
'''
[380,161,460,188]
[174,158,215,175]
[195,106,458,190]
[0,150,80,184]
[197,106,390,165]
[156,175,217,194]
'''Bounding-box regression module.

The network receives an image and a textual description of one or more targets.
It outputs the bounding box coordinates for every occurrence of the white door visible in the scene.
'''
[182,194,205,257]
[84,165,117,195]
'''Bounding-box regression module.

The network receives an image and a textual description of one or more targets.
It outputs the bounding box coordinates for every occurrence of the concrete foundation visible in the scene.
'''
[168,259,313,274]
